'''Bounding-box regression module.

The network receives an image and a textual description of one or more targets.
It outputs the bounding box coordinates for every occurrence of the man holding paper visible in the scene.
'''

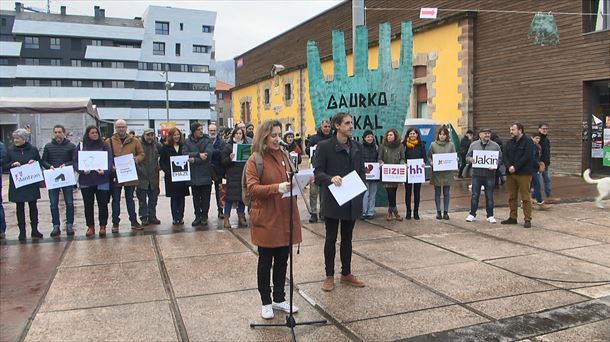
[314,112,366,292]
[41,124,76,237]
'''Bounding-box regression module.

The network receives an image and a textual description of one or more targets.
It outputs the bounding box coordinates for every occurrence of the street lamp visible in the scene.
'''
[159,71,174,121]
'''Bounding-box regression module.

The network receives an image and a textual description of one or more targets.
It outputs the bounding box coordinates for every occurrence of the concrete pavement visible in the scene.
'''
[1,174,609,341]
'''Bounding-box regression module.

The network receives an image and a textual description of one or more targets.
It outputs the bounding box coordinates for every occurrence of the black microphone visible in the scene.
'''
[279,140,289,147]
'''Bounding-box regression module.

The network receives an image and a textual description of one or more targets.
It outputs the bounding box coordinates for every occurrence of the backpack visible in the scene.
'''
[241,150,294,206]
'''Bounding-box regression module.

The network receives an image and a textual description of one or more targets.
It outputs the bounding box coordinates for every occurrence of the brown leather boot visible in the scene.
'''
[85,225,95,237]
[99,225,107,237]
[238,214,247,228]
[386,209,393,221]
[223,216,231,229]
[393,207,403,221]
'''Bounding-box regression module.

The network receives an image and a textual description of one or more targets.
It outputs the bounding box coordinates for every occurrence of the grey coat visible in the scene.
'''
[137,137,161,190]
[466,139,502,178]
[4,142,42,203]
[428,140,457,186]
[182,135,214,186]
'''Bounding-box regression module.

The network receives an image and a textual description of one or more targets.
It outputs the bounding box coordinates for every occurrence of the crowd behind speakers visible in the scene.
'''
[0,117,557,240]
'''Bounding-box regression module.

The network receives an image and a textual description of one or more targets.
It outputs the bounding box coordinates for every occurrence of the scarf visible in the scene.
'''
[406,139,419,149]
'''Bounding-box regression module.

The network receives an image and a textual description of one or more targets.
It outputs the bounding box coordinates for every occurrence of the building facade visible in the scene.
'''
[233,0,609,175]
[0,3,216,137]
[214,80,232,128]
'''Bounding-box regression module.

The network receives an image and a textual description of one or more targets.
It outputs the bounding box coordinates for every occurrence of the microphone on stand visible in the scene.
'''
[278,140,289,147]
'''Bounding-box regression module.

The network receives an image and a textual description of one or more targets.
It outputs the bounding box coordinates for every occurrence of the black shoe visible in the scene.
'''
[131,220,143,230]
[141,217,150,226]
[501,218,518,225]
[18,229,26,241]
[191,218,201,226]
[201,217,208,226]
[524,220,532,228]
[31,230,43,239]
[365,215,374,220]
[177,219,184,225]
[309,214,318,223]
[406,210,412,220]
[319,215,325,221]
[149,217,161,225]
[218,211,224,219]
[50,227,61,237]
[414,213,420,220]
[436,212,442,220]
[443,212,450,220]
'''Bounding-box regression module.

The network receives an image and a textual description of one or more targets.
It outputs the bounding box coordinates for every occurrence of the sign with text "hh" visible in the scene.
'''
[472,150,499,170]
[407,159,426,183]
[382,164,406,183]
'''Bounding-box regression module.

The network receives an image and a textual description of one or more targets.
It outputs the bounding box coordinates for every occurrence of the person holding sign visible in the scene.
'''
[378,128,405,221]
[315,112,366,292]
[245,120,302,319]
[41,125,76,237]
[160,128,190,225]
[5,129,43,241]
[465,128,502,223]
[183,122,214,227]
[221,128,248,228]
[305,120,332,223]
[403,128,428,220]
[428,127,457,220]
[136,129,162,226]
[361,130,378,219]
[74,126,113,237]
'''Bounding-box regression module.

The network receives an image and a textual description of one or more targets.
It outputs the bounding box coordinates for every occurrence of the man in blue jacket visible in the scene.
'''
[183,122,214,226]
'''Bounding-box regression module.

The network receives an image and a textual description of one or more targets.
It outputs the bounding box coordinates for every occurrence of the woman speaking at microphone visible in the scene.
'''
[245,120,302,320]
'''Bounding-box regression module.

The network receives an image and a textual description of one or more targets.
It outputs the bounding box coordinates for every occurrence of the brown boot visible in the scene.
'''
[238,214,247,228]
[223,216,231,229]
[99,225,106,237]
[340,274,365,287]
[321,276,334,292]
[386,209,393,221]
[85,225,95,237]
[393,207,403,221]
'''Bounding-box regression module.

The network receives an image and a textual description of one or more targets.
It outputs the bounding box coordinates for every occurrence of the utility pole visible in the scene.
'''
[163,71,170,122]
[352,0,365,51]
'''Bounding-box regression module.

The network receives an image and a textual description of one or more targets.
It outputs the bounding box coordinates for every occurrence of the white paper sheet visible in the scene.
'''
[364,162,381,180]
[10,161,44,188]
[114,154,138,183]
[432,152,458,171]
[282,168,314,198]
[382,164,407,183]
[170,155,191,182]
[472,150,499,169]
[77,151,108,171]
[43,165,76,189]
[328,170,367,206]
[407,159,426,184]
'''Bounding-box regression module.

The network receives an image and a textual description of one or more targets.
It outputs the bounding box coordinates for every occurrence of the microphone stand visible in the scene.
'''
[250,150,326,341]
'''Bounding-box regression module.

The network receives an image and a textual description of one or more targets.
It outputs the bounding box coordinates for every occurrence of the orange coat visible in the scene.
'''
[246,148,302,248]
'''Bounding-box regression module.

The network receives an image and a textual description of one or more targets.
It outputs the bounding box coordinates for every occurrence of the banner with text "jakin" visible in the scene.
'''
[472,150,499,170]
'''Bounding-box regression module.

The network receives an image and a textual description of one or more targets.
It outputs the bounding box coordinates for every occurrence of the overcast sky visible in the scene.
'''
[3,0,343,60]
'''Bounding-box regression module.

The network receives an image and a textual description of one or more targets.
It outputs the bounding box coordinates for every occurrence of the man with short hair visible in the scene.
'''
[459,129,474,178]
[136,129,161,225]
[306,119,332,223]
[183,122,214,226]
[208,124,226,218]
[245,123,255,139]
[465,128,502,224]
[537,123,559,203]
[315,112,366,291]
[108,119,145,232]
[41,124,76,236]
[502,122,535,228]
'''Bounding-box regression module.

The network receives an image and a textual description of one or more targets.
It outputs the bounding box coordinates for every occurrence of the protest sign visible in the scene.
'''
[432,152,458,171]
[114,155,138,183]
[381,164,406,183]
[364,162,381,180]
[232,144,252,162]
[43,165,76,189]
[472,150,499,169]
[170,155,190,182]
[407,159,426,183]
[77,151,108,171]
[328,170,367,206]
[10,161,44,188]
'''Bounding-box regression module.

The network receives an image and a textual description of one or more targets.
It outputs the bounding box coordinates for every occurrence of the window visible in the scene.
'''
[175,43,181,56]
[25,58,39,65]
[218,92,224,100]
[585,0,610,32]
[414,65,427,78]
[219,107,223,113]
[24,36,39,48]
[92,81,103,88]
[91,61,102,68]
[180,64,188,72]
[112,81,125,88]
[202,25,212,33]
[264,89,270,104]
[191,65,209,73]
[50,80,61,87]
[72,80,82,87]
[111,61,124,68]
[415,84,428,118]
[26,80,40,86]
[180,23,184,31]
[138,62,147,70]
[192,83,209,90]
[50,37,61,50]
[71,59,82,67]
[91,39,102,46]
[153,42,165,55]
[50,59,62,66]
[0,58,8,65]
[284,83,292,100]
[1,18,6,27]
[192,45,210,53]
[152,63,163,71]
[155,21,169,35]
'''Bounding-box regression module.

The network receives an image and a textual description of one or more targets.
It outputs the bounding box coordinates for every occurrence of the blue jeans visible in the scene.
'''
[434,186,451,212]
[362,181,378,216]
[470,176,495,218]
[224,200,245,216]
[48,186,75,227]
[531,172,543,203]
[541,167,551,197]
[112,185,137,224]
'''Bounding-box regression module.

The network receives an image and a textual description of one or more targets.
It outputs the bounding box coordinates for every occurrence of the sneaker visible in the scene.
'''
[261,304,274,320]
[545,196,560,204]
[486,216,497,224]
[50,226,61,237]
[0,232,5,240]
[309,213,318,223]
[112,223,119,233]
[535,202,550,210]
[148,217,161,225]
[272,301,299,313]
[466,214,476,222]
[191,218,202,227]
[524,220,532,228]
[340,274,365,287]
[140,217,149,226]
[365,215,374,220]
[131,220,143,230]
[66,224,75,236]
[501,218,518,225]
[321,276,334,292]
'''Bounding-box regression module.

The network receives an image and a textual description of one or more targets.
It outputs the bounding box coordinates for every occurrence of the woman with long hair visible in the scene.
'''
[361,130,378,219]
[159,128,190,225]
[73,125,112,237]
[378,128,405,221]
[403,128,428,220]
[428,126,456,220]
[221,127,248,228]
[5,129,43,241]
[245,120,302,319]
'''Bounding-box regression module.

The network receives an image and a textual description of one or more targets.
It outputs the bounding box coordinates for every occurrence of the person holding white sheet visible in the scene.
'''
[428,126,457,220]
[361,130,378,219]
[403,128,428,220]
[378,128,405,221]
[314,112,365,292]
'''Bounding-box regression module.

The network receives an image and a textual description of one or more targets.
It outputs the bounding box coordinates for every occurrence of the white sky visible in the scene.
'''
[1,0,343,60]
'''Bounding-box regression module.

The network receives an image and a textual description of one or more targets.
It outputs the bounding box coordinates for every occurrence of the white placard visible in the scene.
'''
[472,150,499,170]
[420,7,438,19]
[77,151,108,171]
[283,168,314,198]
[382,164,407,183]
[114,155,138,183]
[10,161,44,188]
[407,159,426,184]
[364,162,381,180]
[328,170,367,206]
[432,152,458,171]
[308,145,317,168]
[170,155,190,182]
[43,166,77,190]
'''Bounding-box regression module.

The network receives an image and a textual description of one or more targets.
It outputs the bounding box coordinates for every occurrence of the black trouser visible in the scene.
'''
[385,187,397,207]
[257,246,289,305]
[458,152,467,176]
[405,183,422,212]
[324,218,355,277]
[16,201,38,229]
[213,179,223,214]
[81,186,110,227]
[191,184,212,219]
[170,196,185,221]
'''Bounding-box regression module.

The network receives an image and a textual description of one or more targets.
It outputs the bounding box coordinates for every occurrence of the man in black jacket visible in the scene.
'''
[306,120,331,223]
[183,122,214,226]
[501,122,535,228]
[208,124,226,218]
[41,125,76,237]
[537,123,559,203]
[315,112,365,292]
[458,130,474,178]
